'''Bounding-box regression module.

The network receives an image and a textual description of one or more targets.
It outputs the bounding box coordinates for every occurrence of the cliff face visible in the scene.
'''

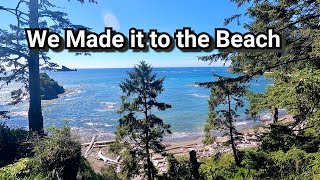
[40,73,65,100]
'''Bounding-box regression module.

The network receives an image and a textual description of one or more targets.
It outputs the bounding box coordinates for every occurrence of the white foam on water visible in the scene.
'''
[9,111,28,117]
[96,101,117,112]
[85,122,113,127]
[166,131,203,139]
[189,93,209,99]
[187,84,199,87]
[65,97,81,101]
[0,91,10,94]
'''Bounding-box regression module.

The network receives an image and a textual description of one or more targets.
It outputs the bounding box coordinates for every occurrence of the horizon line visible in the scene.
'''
[66,66,228,69]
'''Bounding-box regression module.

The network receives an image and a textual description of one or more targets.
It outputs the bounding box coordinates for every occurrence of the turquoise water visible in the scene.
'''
[0,67,271,139]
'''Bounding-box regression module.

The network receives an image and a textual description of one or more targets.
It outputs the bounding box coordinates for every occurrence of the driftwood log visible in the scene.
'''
[98,150,118,164]
[81,140,115,146]
[84,135,97,157]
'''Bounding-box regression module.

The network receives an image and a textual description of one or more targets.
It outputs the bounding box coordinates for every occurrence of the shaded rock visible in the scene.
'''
[40,73,65,100]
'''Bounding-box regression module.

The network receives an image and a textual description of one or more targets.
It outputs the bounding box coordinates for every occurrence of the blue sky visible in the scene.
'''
[0,0,249,68]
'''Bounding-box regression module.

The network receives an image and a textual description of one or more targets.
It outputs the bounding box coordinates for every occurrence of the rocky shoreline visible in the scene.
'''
[80,115,293,173]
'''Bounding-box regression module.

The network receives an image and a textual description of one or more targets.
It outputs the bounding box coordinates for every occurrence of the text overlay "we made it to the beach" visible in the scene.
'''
[25,27,284,52]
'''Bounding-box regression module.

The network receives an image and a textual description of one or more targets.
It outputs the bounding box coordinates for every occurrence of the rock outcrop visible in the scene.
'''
[40,73,65,100]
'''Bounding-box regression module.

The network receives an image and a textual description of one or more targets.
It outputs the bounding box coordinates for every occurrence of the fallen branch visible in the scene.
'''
[93,144,108,148]
[81,140,115,146]
[84,135,97,157]
[98,150,118,164]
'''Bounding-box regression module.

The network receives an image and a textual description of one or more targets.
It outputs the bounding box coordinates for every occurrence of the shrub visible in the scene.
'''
[77,157,99,180]
[260,124,296,152]
[161,155,196,180]
[200,153,241,180]
[0,124,32,167]
[0,158,33,179]
[198,148,320,180]
[32,126,81,179]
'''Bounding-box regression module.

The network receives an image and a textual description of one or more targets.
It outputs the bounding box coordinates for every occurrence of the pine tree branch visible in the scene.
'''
[0,47,29,59]
[198,56,313,87]
[0,6,29,21]
[277,14,320,31]
[0,64,27,89]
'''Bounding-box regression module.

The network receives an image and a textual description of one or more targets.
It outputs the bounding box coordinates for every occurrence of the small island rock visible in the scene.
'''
[40,73,65,100]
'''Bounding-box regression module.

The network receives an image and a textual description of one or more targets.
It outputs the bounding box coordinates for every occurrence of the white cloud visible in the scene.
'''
[104,13,120,31]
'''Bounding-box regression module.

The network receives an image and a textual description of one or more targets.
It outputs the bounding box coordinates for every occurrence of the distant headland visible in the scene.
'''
[56,66,77,72]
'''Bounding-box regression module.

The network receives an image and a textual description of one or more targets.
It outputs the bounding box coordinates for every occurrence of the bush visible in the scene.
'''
[0,125,114,179]
[161,155,196,180]
[200,153,241,180]
[269,148,313,179]
[77,157,119,180]
[260,124,296,152]
[32,126,81,179]
[199,148,320,180]
[0,158,33,179]
[77,157,99,180]
[0,124,32,167]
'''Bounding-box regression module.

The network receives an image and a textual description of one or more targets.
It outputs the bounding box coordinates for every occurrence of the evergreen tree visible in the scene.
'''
[200,75,247,166]
[0,0,96,132]
[114,61,171,180]
[247,91,279,123]
[199,0,320,143]
[199,0,319,81]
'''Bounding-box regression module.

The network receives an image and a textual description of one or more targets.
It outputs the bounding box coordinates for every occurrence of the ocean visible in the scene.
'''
[0,67,272,140]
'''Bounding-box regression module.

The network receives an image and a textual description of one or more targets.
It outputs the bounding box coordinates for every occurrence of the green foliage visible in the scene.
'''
[0,158,33,180]
[260,124,296,152]
[77,157,120,180]
[199,0,320,141]
[312,30,320,57]
[0,124,32,167]
[112,148,140,180]
[31,126,81,179]
[40,73,65,100]
[113,61,172,179]
[266,68,320,124]
[203,112,217,145]
[199,148,320,180]
[0,0,97,132]
[77,157,100,180]
[198,1,320,178]
[200,75,247,165]
[200,153,241,180]
[0,125,114,179]
[161,155,196,180]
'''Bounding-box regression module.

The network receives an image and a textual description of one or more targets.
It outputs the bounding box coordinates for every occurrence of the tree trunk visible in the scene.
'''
[28,0,43,133]
[189,150,200,179]
[272,106,278,123]
[229,126,240,166]
[145,129,152,180]
[144,93,152,180]
[227,95,240,166]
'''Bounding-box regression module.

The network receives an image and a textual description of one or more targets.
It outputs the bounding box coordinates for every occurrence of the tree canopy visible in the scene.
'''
[112,61,172,180]
[0,0,96,132]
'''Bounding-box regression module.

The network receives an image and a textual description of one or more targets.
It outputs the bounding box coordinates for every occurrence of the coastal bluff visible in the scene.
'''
[40,73,65,100]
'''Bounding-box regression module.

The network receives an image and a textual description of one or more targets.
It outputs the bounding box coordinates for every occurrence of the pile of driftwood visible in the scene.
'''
[81,136,208,174]
[82,135,119,167]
